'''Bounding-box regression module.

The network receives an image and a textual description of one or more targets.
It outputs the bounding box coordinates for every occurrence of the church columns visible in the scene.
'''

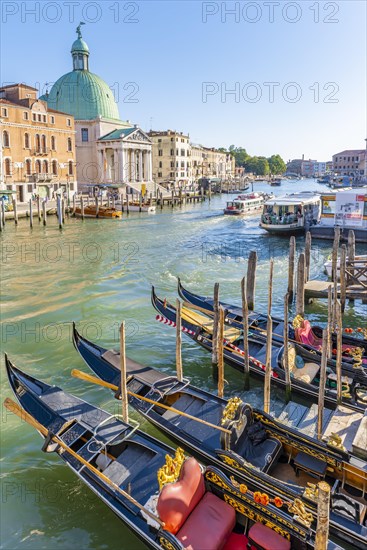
[138,150,143,182]
[101,150,107,181]
[113,149,119,182]
[130,149,136,182]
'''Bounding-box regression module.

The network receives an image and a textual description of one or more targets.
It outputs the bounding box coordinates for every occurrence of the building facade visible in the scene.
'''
[41,25,152,192]
[0,83,76,202]
[332,149,366,177]
[148,130,191,185]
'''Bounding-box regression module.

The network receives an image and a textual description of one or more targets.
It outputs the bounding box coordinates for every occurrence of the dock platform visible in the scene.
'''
[304,280,367,303]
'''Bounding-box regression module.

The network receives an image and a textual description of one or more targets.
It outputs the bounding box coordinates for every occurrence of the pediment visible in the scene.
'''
[125,129,151,143]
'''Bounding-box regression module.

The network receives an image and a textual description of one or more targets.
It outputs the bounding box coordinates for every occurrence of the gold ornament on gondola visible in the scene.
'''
[292,315,304,329]
[157,447,186,490]
[303,483,318,502]
[326,432,346,452]
[287,498,313,528]
[221,397,243,425]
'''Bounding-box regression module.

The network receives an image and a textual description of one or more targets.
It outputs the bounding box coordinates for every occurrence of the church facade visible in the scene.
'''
[41,25,153,192]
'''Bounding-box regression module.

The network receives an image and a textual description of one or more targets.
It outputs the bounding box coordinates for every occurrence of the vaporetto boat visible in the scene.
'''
[224,192,273,216]
[260,192,321,235]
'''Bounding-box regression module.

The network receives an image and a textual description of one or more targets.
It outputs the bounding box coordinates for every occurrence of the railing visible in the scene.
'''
[33,173,56,183]
[33,148,49,156]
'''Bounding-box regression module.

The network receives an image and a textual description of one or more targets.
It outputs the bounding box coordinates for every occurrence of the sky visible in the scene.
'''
[1,0,366,161]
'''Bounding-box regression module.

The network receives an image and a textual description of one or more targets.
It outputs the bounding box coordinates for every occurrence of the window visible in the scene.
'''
[81,128,88,142]
[52,160,58,175]
[68,161,73,175]
[69,183,74,191]
[5,158,11,175]
[24,133,30,148]
[3,130,9,147]
[2,107,8,117]
[27,184,33,193]
[38,114,41,122]
[51,136,56,150]
[50,115,55,124]
[170,172,174,177]
[158,149,163,156]
[67,118,71,127]
[67,138,72,152]
[181,149,185,156]
[158,138,162,142]
[35,134,40,151]
[159,161,162,168]
[158,172,162,177]
[23,111,29,120]
[43,115,46,122]
[32,113,36,121]
[170,137,174,142]
[25,159,31,175]
[35,160,41,173]
[43,160,48,173]
[41,135,46,151]
[170,161,174,168]
[170,149,174,156]
[181,161,184,168]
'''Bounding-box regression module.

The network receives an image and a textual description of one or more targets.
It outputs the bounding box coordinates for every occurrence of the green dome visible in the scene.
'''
[46,70,120,120]
[71,38,89,54]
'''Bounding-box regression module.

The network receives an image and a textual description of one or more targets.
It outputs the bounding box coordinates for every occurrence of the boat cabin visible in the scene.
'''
[224,192,269,215]
[260,192,321,234]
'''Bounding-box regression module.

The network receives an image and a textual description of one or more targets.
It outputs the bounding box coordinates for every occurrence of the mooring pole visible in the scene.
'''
[288,236,296,303]
[176,299,183,382]
[315,481,331,550]
[331,227,340,282]
[317,330,328,440]
[284,293,291,403]
[212,283,220,380]
[263,314,272,414]
[296,253,305,317]
[29,199,33,228]
[241,276,250,391]
[42,200,47,226]
[340,244,347,313]
[218,307,225,399]
[305,231,311,282]
[12,198,18,225]
[268,258,274,318]
[246,250,257,311]
[336,301,343,406]
[120,322,129,423]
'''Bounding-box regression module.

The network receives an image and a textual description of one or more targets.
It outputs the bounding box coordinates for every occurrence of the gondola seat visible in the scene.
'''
[220,404,282,473]
[248,522,291,550]
[295,320,322,350]
[157,457,235,549]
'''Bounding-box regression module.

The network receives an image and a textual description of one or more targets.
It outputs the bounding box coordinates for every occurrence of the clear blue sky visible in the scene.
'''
[1,0,366,161]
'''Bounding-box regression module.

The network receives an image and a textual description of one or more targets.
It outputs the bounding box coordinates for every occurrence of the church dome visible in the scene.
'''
[43,26,120,121]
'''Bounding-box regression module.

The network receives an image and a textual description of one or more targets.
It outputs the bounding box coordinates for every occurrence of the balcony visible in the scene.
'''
[33,173,56,183]
[33,148,49,156]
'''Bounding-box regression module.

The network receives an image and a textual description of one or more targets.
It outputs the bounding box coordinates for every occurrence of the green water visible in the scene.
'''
[1,180,365,549]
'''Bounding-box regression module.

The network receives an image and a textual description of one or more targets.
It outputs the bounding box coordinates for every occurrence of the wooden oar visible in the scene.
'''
[3,398,164,527]
[71,369,231,435]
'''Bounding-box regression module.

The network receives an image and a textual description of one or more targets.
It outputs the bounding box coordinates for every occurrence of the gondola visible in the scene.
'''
[153,288,367,413]
[177,278,367,362]
[72,325,367,550]
[4,356,322,550]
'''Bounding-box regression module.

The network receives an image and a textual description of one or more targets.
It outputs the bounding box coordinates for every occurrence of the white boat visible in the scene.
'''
[224,192,273,216]
[260,192,321,234]
[310,190,367,243]
[324,255,367,280]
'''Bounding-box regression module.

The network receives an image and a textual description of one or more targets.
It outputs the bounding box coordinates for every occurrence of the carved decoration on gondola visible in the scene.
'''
[325,432,346,452]
[292,315,304,329]
[287,498,313,528]
[158,535,181,550]
[223,494,291,540]
[221,396,243,425]
[303,483,318,502]
[157,447,186,490]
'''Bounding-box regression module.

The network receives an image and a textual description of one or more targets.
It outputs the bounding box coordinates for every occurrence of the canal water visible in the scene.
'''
[1,180,365,549]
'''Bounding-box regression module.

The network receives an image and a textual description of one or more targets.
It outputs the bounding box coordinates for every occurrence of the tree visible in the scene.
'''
[268,154,286,175]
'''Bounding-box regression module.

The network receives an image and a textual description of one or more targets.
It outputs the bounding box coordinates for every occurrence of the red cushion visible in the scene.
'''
[223,532,249,550]
[157,458,205,534]
[177,491,236,550]
[248,523,291,550]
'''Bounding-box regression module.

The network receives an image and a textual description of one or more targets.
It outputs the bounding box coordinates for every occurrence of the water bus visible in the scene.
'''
[260,192,321,235]
[224,192,273,216]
